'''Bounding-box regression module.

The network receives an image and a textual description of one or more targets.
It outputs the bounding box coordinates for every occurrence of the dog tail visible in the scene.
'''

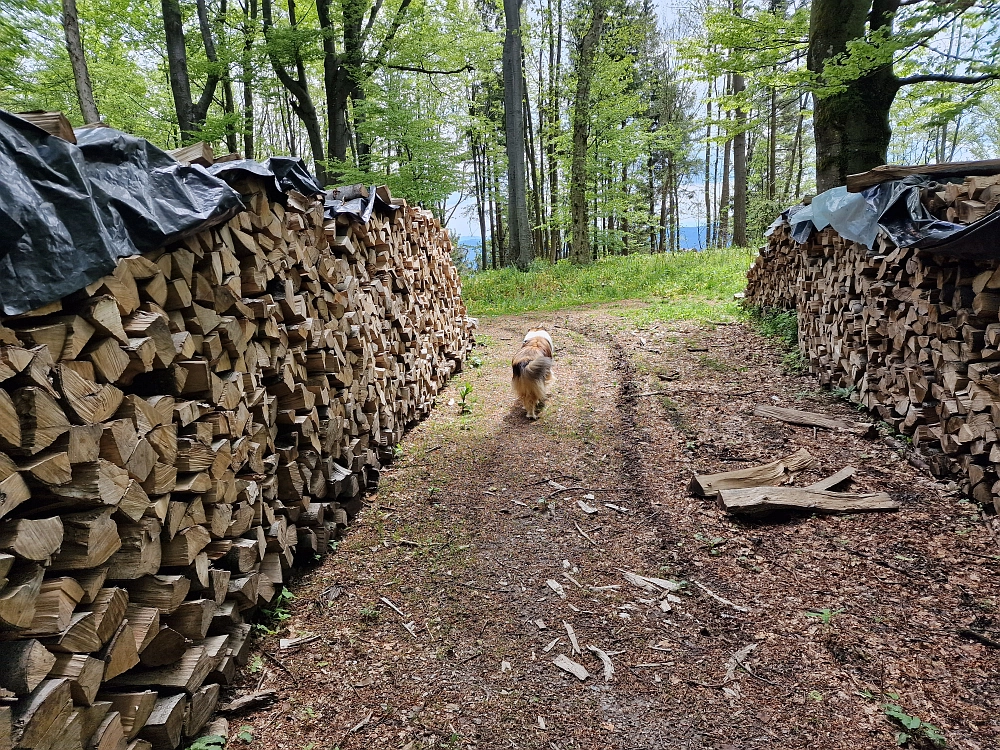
[518,356,553,380]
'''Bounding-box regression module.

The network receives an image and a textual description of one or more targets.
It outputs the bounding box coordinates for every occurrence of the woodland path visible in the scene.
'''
[236,305,1000,750]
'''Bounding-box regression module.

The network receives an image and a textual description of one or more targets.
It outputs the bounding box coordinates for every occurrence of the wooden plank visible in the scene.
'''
[753,404,874,435]
[846,159,1000,192]
[719,486,899,515]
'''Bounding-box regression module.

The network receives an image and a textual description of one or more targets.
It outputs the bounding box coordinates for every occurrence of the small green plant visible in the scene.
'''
[391,443,405,459]
[186,736,226,750]
[782,348,808,374]
[237,725,254,744]
[359,605,380,622]
[831,385,857,401]
[302,706,316,719]
[750,307,798,348]
[808,690,824,702]
[458,382,474,415]
[882,703,946,747]
[467,351,484,368]
[805,608,843,625]
[328,538,340,552]
[255,588,295,634]
[247,654,264,674]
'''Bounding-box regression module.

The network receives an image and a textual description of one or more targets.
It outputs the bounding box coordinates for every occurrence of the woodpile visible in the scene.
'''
[746,171,1000,512]
[0,169,474,750]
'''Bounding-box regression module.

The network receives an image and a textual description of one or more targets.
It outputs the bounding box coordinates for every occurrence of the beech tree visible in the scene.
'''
[809,0,1000,190]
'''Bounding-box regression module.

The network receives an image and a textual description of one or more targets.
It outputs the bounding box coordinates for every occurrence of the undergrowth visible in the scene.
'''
[748,307,807,374]
[462,248,752,321]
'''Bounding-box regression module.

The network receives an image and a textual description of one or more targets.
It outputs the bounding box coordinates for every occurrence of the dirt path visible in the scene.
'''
[235,306,1000,750]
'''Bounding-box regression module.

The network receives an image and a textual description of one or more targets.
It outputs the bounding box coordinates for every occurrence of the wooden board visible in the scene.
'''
[719,486,899,515]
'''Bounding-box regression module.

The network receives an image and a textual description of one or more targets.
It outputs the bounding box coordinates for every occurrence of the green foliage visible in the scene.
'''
[882,703,946,747]
[457,382,474,415]
[359,604,380,622]
[236,726,254,744]
[254,588,295,634]
[748,308,797,349]
[805,607,843,626]
[463,248,751,319]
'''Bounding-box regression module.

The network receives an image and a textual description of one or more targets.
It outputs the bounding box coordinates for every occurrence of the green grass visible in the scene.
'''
[462,247,754,320]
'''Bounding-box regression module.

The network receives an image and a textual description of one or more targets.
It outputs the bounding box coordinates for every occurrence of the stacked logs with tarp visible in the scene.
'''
[0,171,474,750]
[746,170,1000,513]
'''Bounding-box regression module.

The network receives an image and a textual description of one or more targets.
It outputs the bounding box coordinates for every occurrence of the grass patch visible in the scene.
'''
[462,247,753,320]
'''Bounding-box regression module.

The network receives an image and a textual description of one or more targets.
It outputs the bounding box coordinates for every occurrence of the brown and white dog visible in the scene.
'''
[512,328,554,419]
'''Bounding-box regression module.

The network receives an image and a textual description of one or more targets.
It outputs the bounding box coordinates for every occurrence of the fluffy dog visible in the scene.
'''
[512,328,554,419]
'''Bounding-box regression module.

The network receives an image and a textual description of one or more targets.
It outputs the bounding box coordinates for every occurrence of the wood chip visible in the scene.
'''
[542,637,561,653]
[807,466,856,491]
[546,579,566,598]
[563,622,581,654]
[217,690,276,715]
[379,596,407,617]
[278,634,319,650]
[587,645,614,682]
[691,580,749,613]
[576,499,598,514]
[621,570,684,594]
[553,654,590,681]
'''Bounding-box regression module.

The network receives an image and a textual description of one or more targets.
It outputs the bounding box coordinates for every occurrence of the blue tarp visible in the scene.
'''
[768,176,987,253]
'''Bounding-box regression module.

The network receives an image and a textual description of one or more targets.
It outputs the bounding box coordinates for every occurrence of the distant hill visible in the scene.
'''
[456,227,712,268]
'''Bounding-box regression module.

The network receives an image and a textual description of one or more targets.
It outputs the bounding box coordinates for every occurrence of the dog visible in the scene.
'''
[512,328,554,419]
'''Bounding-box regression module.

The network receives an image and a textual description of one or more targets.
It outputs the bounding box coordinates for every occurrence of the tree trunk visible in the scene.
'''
[161,0,196,139]
[262,0,327,184]
[808,0,899,191]
[720,104,731,247]
[568,0,607,265]
[61,0,100,124]
[523,63,544,258]
[547,0,563,262]
[732,74,747,246]
[502,0,534,269]
[241,0,257,160]
[704,96,711,248]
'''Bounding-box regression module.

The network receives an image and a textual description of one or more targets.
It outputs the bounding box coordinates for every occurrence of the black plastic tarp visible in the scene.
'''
[0,110,245,315]
[769,175,994,255]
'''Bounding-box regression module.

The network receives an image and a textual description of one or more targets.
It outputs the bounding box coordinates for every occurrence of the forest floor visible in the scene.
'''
[233,304,1000,750]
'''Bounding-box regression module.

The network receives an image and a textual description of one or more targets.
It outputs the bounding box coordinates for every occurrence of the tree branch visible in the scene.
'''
[365,0,413,75]
[360,0,385,46]
[898,72,999,86]
[376,62,473,75]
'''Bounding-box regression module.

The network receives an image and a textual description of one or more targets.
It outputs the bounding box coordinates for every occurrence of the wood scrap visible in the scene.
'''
[688,447,816,497]
[753,405,874,436]
[719,486,899,515]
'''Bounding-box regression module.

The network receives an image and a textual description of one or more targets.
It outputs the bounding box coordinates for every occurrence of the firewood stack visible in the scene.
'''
[0,172,474,750]
[746,172,1000,513]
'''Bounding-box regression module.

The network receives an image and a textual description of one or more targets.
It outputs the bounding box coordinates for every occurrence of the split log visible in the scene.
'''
[719,486,899,515]
[689,447,816,497]
[0,640,56,695]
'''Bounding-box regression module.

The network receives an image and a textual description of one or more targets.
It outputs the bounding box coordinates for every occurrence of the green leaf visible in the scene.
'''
[895,731,910,746]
